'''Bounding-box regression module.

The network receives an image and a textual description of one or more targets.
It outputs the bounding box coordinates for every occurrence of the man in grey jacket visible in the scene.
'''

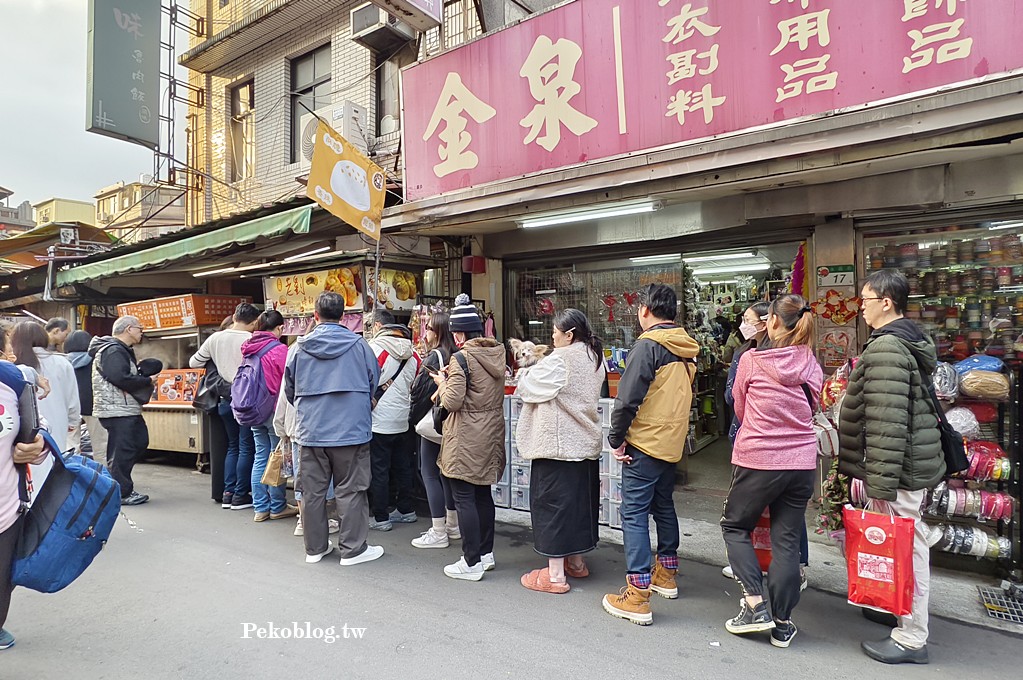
[284,292,383,566]
[90,316,154,505]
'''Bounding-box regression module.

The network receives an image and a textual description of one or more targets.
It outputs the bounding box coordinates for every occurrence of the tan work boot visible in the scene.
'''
[602,584,653,625]
[651,561,679,599]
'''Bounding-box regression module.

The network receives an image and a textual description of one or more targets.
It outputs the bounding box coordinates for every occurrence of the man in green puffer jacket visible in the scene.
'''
[839,270,945,666]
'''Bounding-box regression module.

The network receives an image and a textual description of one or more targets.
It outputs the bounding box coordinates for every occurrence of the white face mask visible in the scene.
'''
[739,321,760,341]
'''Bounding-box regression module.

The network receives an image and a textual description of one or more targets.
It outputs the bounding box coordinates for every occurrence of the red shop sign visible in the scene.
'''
[401,0,1023,201]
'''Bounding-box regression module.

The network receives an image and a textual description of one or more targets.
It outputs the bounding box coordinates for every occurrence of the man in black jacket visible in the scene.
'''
[90,316,155,505]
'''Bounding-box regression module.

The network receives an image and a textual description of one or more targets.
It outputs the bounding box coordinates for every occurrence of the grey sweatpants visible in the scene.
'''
[300,443,370,560]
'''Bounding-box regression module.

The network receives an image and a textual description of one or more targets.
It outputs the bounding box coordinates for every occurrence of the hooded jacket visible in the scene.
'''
[608,324,699,463]
[68,349,94,416]
[369,325,420,435]
[89,336,151,419]
[284,322,379,448]
[732,344,824,471]
[241,331,288,397]
[839,318,945,501]
[437,337,507,486]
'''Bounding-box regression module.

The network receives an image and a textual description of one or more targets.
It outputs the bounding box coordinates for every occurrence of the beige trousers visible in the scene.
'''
[876,489,930,649]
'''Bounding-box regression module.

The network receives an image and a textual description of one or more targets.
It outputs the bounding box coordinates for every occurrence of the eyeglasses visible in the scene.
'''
[860,297,886,302]
[131,326,145,332]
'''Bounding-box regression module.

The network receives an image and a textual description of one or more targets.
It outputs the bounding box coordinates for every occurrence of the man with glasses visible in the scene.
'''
[89,316,157,505]
[838,270,945,664]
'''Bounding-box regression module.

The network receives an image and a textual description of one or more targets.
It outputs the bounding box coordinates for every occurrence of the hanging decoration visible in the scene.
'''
[790,241,809,297]
[811,289,862,326]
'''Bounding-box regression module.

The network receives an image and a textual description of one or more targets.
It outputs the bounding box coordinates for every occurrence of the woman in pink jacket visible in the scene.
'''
[720,294,822,650]
[244,310,297,523]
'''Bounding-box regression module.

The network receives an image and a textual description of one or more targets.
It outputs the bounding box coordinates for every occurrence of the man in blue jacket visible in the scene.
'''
[284,292,383,566]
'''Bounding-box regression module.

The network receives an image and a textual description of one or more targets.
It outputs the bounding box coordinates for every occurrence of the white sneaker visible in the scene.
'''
[446,524,461,540]
[411,528,450,549]
[294,520,304,537]
[444,557,484,581]
[328,518,340,534]
[339,544,384,566]
[481,552,495,571]
[305,541,334,564]
[722,564,734,579]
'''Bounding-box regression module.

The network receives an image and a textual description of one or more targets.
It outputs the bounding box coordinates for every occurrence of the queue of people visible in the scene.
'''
[0,271,940,665]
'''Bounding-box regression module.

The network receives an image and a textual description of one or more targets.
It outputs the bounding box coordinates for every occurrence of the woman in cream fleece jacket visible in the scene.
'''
[515,309,606,594]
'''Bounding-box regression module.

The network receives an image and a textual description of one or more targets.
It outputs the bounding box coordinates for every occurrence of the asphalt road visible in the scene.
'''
[3,457,1019,679]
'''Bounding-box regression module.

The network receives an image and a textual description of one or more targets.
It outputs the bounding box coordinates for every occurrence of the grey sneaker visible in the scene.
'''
[369,519,393,531]
[388,510,418,523]
[121,491,149,506]
[725,599,775,635]
[771,620,798,648]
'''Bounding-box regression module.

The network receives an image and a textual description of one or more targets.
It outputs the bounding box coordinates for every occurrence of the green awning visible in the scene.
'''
[56,205,311,285]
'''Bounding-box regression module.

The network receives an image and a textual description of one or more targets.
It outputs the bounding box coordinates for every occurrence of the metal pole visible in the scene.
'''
[373,238,382,310]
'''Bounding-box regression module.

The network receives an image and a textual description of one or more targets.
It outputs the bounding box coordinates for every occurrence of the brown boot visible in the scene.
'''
[651,561,679,599]
[602,584,653,625]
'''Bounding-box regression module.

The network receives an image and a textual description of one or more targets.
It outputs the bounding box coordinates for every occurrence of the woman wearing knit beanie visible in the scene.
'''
[432,294,507,580]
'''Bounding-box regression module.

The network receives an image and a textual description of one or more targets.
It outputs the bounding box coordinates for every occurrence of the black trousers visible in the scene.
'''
[446,476,495,567]
[369,431,415,521]
[0,515,23,630]
[100,415,149,498]
[720,466,814,622]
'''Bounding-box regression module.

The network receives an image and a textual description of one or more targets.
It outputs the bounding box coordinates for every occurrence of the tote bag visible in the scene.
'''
[843,503,916,616]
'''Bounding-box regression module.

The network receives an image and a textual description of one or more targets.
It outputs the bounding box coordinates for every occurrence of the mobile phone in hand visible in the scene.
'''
[17,383,40,444]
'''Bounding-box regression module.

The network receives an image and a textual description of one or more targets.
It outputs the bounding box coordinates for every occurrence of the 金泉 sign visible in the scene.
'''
[264,267,364,317]
[306,120,386,241]
[86,0,161,149]
[402,0,1023,200]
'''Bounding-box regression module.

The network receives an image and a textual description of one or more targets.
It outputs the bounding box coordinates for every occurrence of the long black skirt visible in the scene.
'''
[529,458,600,558]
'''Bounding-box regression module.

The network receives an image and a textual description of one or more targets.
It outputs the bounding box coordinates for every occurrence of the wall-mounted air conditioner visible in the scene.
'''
[350,2,417,54]
[297,101,370,171]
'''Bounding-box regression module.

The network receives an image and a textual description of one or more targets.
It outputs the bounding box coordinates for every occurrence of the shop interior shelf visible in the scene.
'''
[864,225,1023,244]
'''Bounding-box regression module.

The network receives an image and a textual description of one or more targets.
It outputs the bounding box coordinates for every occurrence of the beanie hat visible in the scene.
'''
[449,293,483,333]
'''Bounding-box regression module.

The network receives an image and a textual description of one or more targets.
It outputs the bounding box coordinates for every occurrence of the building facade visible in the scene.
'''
[0,186,34,238]
[94,180,187,244]
[32,197,95,227]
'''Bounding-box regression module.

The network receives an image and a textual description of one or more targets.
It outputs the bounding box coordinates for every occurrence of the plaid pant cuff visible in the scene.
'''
[658,555,679,570]
[627,572,652,589]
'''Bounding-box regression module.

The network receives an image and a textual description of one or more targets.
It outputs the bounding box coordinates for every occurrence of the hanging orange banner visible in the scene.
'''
[306,119,385,241]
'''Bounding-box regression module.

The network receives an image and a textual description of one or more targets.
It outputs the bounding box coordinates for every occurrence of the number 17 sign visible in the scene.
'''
[817,265,855,287]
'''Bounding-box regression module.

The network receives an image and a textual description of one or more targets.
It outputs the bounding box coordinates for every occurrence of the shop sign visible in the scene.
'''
[264,267,364,317]
[86,0,161,149]
[368,0,442,31]
[152,369,203,404]
[402,0,1023,201]
[306,120,386,241]
[117,294,250,330]
[365,268,421,312]
[817,265,855,288]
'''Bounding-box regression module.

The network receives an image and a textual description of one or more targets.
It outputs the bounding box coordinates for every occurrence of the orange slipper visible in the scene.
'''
[565,560,590,579]
[520,568,570,594]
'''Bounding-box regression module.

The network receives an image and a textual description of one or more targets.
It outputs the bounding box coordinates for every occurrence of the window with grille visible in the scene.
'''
[290,44,331,163]
[230,79,255,181]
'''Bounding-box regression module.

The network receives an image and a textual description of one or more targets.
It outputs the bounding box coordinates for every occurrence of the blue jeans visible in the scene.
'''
[621,445,680,575]
[218,400,255,497]
[251,421,287,513]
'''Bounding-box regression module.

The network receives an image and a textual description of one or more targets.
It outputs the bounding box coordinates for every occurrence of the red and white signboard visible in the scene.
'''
[402,0,1023,201]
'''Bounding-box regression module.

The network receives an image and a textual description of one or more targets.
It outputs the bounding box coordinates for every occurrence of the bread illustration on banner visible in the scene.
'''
[330,160,371,212]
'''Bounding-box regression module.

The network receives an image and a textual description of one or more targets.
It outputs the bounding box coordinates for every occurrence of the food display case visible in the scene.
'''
[118,294,251,459]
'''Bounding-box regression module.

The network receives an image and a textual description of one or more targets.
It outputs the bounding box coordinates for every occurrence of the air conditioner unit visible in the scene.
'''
[350,2,417,54]
[298,101,370,171]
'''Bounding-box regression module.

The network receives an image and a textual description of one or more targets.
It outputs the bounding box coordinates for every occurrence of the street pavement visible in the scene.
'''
[2,457,1019,680]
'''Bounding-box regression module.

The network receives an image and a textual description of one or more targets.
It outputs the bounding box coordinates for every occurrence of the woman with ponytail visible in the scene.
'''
[719,294,822,649]
[515,309,606,594]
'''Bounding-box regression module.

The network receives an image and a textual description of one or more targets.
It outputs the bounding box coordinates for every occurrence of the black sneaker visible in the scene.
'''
[725,599,775,635]
[122,491,149,506]
[221,492,233,509]
[231,493,254,510]
[771,620,798,648]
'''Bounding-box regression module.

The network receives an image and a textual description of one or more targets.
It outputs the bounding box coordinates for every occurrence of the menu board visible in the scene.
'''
[117,295,251,330]
[264,266,363,316]
[365,268,421,312]
[151,368,204,404]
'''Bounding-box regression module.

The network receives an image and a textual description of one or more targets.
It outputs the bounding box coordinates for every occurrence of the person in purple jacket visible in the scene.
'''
[244,310,298,523]
[719,294,823,650]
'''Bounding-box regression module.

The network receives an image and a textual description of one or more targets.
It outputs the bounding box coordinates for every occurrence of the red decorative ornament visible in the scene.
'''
[602,294,618,322]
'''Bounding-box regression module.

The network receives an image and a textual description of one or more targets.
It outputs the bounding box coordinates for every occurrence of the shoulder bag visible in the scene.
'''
[801,383,839,458]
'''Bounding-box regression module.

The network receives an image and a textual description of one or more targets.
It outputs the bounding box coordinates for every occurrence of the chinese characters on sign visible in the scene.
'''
[86,0,160,148]
[401,0,1022,201]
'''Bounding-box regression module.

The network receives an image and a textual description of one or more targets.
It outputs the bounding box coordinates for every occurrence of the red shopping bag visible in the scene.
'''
[752,510,772,572]
[842,505,915,616]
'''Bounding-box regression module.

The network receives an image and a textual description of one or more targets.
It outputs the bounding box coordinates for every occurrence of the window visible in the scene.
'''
[290,44,332,164]
[230,79,255,182]
[443,0,482,49]
[376,46,415,136]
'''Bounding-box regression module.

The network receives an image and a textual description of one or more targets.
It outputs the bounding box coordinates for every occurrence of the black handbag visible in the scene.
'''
[432,352,469,433]
[192,361,228,413]
[912,357,969,475]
